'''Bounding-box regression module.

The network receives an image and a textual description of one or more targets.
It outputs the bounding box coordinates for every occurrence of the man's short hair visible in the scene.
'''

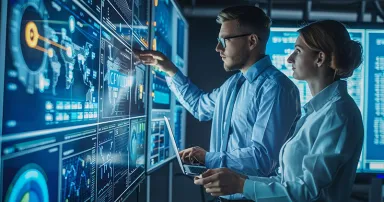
[217,5,272,44]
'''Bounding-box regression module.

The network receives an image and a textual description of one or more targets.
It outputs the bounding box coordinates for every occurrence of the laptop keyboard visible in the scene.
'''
[188,166,207,174]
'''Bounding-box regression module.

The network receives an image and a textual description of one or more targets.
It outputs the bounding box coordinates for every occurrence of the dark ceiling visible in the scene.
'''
[175,0,384,23]
[176,0,382,11]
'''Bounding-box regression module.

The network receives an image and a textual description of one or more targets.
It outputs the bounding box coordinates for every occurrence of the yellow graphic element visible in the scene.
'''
[25,21,68,54]
[153,21,157,27]
[152,38,157,51]
[146,21,149,26]
[48,48,54,58]
[152,92,155,97]
[154,0,158,7]
[21,192,30,202]
[140,37,149,48]
[139,85,144,99]
[25,21,39,48]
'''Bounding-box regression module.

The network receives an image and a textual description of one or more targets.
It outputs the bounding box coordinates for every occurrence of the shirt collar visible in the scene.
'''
[303,80,348,113]
[242,55,272,83]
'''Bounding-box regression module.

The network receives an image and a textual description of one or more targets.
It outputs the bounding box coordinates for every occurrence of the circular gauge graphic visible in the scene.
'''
[5,163,49,202]
[9,0,49,94]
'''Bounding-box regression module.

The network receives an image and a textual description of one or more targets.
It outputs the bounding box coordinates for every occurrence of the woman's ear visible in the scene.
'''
[316,51,326,68]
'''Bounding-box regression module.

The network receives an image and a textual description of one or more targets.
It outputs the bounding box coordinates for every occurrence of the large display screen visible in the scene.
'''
[364,30,384,172]
[147,0,173,172]
[146,0,189,172]
[0,0,150,201]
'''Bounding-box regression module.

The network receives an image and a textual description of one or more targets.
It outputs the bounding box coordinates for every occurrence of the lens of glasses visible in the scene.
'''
[217,38,225,48]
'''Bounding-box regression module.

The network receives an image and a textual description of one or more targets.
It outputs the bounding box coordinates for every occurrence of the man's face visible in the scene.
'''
[216,20,251,72]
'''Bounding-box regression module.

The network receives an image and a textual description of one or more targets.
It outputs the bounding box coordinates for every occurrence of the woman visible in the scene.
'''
[194,20,364,201]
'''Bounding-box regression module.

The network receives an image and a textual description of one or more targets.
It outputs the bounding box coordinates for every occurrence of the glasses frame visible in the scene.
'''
[217,33,259,48]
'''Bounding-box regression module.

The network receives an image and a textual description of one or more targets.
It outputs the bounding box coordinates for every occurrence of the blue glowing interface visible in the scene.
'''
[147,0,189,171]
[148,111,170,168]
[173,14,187,73]
[365,31,384,171]
[150,0,173,110]
[174,103,185,150]
[176,18,185,60]
[1,0,151,201]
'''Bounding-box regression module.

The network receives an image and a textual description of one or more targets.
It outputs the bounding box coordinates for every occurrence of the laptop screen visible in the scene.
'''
[164,116,186,173]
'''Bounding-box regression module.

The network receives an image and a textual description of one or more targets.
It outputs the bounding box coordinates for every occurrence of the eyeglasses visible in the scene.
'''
[217,33,257,48]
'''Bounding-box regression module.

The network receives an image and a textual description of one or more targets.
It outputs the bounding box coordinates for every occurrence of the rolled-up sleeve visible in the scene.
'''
[205,83,301,176]
[243,113,363,201]
[166,70,220,121]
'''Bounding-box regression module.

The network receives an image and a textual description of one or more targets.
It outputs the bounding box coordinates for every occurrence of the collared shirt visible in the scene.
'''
[243,80,364,201]
[166,55,300,173]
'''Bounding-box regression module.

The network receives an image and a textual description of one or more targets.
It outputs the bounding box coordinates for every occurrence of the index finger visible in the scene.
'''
[201,169,220,178]
[178,150,186,162]
[194,173,219,185]
[180,148,192,162]
[138,50,164,59]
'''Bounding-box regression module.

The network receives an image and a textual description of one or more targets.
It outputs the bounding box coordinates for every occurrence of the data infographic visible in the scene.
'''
[1,0,150,201]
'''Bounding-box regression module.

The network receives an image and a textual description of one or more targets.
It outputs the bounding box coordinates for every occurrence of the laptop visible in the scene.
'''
[164,116,208,176]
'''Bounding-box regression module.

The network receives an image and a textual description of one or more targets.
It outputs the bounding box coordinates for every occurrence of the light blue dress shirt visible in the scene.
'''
[243,80,364,201]
[166,55,301,176]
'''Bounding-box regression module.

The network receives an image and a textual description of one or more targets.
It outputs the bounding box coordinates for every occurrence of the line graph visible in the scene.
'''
[97,130,114,198]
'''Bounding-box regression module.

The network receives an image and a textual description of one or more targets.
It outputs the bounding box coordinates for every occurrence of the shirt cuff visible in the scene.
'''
[243,178,287,200]
[243,179,256,200]
[165,69,187,87]
[204,152,222,169]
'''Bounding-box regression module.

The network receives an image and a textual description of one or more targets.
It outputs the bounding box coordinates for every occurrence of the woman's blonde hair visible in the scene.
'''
[298,20,363,78]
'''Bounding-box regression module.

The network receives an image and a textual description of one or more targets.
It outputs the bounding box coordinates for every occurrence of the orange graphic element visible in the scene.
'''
[38,35,68,51]
[48,48,54,58]
[25,21,68,54]
[152,38,157,51]
[34,45,48,53]
[25,21,39,48]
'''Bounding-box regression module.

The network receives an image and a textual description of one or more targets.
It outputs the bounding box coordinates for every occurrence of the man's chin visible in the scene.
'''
[223,64,239,72]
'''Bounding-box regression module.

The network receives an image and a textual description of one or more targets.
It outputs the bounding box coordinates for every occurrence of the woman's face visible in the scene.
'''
[287,35,319,80]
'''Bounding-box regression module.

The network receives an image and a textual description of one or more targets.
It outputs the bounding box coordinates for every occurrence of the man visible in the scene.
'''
[137,5,301,201]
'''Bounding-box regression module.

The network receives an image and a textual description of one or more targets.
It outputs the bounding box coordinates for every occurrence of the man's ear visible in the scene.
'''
[249,34,259,50]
